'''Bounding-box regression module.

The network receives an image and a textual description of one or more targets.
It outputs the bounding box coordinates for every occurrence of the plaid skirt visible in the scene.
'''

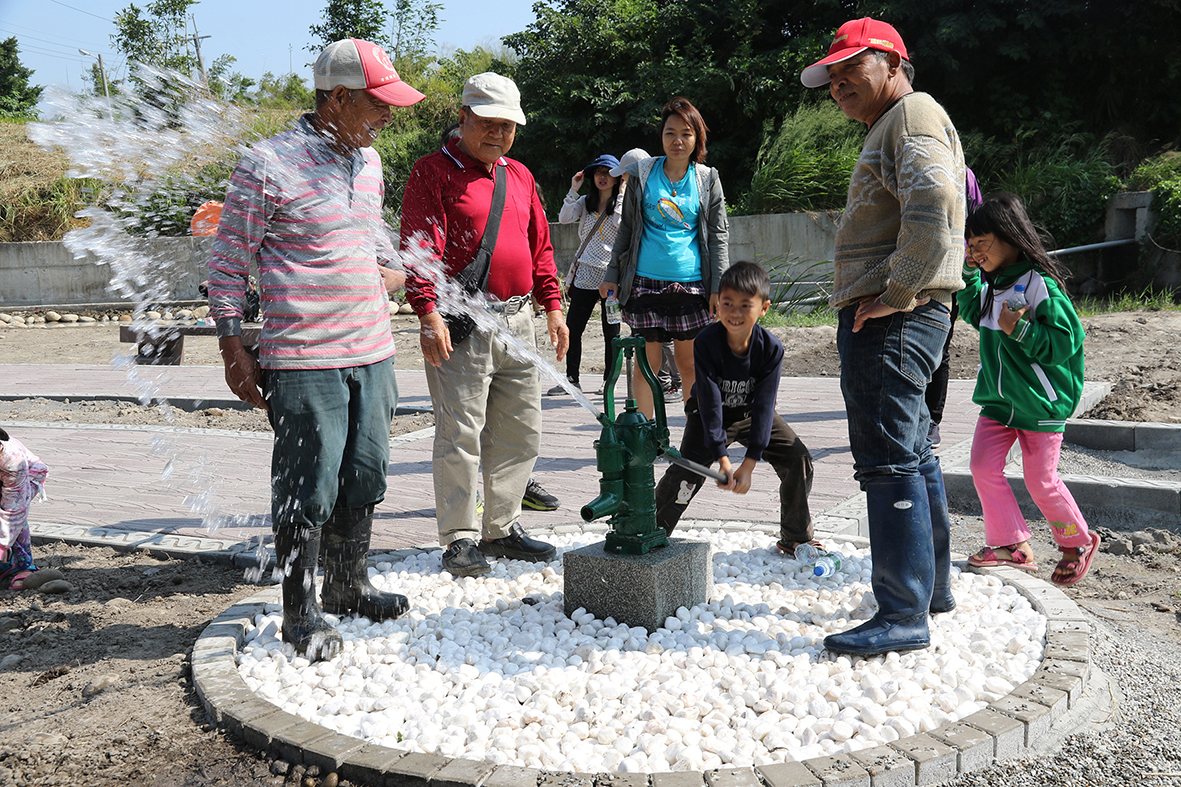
[623,275,712,336]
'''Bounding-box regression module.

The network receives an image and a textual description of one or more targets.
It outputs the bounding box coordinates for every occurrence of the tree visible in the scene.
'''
[253,71,314,109]
[112,0,199,75]
[308,0,391,52]
[388,0,442,76]
[0,36,42,116]
[208,54,255,102]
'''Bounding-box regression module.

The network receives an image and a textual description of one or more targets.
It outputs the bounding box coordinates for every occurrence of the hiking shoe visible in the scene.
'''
[480,523,556,562]
[662,382,682,404]
[442,538,491,577]
[927,421,941,449]
[522,477,559,511]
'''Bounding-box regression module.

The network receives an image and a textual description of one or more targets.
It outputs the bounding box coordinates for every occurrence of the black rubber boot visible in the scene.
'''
[273,525,342,662]
[321,505,409,621]
[825,475,934,656]
[921,461,956,614]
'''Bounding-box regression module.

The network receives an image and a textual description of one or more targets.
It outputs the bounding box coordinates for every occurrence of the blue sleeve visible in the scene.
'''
[693,334,729,462]
[744,332,783,463]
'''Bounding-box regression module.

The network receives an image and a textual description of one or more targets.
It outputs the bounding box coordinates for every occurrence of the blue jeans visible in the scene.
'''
[838,302,950,487]
[263,359,398,531]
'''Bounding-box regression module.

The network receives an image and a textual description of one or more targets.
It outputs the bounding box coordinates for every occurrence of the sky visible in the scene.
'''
[0,0,541,92]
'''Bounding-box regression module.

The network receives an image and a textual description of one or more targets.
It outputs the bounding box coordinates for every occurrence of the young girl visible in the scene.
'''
[601,96,729,418]
[1,427,48,590]
[554,153,623,396]
[958,194,1099,585]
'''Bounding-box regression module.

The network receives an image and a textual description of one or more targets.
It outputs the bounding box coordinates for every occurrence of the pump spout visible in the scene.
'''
[581,488,622,522]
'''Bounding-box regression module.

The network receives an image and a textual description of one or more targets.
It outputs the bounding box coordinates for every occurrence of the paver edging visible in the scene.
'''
[190,527,1101,787]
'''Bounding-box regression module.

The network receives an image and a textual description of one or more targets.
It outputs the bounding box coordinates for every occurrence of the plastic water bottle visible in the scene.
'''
[1005,283,1027,312]
[812,552,844,578]
[604,292,622,324]
[793,542,822,565]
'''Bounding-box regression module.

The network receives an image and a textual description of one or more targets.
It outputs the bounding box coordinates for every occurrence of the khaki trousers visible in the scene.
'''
[424,308,541,546]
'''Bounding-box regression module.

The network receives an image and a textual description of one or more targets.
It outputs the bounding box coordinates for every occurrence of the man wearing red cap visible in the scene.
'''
[801,18,965,656]
[208,39,425,662]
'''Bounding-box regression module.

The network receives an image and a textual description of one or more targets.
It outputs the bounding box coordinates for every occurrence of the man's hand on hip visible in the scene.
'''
[852,294,930,332]
[218,335,267,410]
[420,311,452,367]
[547,309,570,362]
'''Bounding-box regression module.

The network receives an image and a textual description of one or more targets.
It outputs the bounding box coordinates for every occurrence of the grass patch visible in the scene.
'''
[1075,286,1181,317]
[760,306,837,328]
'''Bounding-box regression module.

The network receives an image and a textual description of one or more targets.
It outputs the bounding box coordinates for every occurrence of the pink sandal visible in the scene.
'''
[1051,533,1100,586]
[967,544,1038,572]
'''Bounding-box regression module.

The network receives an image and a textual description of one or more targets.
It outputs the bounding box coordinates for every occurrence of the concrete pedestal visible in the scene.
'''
[563,538,712,631]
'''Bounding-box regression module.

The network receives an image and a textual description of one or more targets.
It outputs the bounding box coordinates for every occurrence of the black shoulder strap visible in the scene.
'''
[456,163,508,294]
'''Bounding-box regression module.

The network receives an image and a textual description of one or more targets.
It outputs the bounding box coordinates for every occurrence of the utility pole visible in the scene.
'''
[78,49,110,99]
[190,15,211,85]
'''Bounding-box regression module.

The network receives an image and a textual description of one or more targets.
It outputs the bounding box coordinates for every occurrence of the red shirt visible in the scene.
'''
[400,139,562,315]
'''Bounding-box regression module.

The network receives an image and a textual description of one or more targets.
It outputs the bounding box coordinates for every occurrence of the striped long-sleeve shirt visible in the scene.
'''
[208,115,397,369]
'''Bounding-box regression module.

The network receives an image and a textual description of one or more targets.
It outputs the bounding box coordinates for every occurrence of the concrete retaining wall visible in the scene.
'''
[0,237,214,307]
[3,212,841,309]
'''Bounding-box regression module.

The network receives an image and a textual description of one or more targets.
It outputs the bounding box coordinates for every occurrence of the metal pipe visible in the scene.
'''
[1048,238,1136,257]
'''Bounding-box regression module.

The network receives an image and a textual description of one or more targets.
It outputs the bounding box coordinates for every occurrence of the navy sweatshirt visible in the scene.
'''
[692,322,783,462]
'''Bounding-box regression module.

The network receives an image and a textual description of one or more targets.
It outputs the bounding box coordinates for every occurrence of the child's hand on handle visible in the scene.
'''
[730,458,756,494]
[570,170,584,191]
[998,304,1029,335]
[716,456,735,490]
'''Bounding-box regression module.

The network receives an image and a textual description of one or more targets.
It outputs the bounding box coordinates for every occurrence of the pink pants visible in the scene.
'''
[970,416,1091,549]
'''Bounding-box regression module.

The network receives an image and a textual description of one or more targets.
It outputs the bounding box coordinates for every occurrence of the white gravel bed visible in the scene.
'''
[235,531,1045,773]
[1057,444,1181,482]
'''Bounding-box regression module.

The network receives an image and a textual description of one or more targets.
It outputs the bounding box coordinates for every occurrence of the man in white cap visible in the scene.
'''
[799,18,965,657]
[208,38,425,662]
[401,72,569,578]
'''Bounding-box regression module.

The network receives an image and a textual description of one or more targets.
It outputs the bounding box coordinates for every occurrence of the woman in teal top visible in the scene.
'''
[602,96,729,417]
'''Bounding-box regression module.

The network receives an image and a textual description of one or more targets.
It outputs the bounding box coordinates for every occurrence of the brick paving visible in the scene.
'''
[5,362,981,550]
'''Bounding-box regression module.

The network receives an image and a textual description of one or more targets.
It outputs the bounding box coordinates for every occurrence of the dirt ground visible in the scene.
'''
[1,309,1180,786]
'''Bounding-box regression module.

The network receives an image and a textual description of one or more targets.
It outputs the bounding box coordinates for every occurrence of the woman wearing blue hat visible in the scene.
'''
[553,153,624,395]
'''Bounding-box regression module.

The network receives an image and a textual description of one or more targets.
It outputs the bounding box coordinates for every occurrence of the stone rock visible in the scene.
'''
[0,653,24,671]
[26,731,69,746]
[82,674,121,697]
[1107,539,1133,556]
[193,305,211,318]
[45,311,62,322]
[146,310,162,320]
[270,760,290,776]
[11,315,25,325]
[22,568,65,589]
[0,617,21,634]
[79,315,96,323]
[0,313,11,323]
[177,309,193,319]
[162,311,175,320]
[1134,542,1156,556]
[38,579,73,595]
[1130,531,1156,547]
[30,315,45,323]
[61,314,79,323]
[1152,529,1179,547]
[398,302,414,314]
[119,314,133,322]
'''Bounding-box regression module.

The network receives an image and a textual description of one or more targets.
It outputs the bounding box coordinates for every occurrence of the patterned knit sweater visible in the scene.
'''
[831,92,966,310]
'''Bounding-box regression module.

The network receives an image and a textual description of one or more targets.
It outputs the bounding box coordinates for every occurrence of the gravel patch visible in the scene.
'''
[1058,444,1181,482]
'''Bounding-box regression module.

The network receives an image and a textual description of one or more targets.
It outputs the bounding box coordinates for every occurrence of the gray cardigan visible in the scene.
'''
[603,157,729,306]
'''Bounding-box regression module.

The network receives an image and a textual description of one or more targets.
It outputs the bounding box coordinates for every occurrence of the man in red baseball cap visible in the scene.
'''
[207,39,425,661]
[800,19,966,658]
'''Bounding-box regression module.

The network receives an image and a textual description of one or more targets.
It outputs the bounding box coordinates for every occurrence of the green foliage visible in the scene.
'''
[967,130,1123,250]
[1130,153,1181,251]
[738,102,862,215]
[1074,286,1181,317]
[308,0,392,51]
[0,37,42,117]
[112,0,199,76]
[252,72,314,110]
[503,0,828,216]
[208,55,255,103]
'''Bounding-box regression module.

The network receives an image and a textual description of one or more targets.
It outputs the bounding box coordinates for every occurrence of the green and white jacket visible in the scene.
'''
[957,259,1085,433]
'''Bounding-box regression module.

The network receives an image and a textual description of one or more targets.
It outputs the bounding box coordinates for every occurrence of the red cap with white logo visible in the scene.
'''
[800,18,909,89]
[314,38,425,106]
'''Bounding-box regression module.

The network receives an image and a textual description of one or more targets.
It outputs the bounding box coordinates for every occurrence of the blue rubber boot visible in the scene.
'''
[825,475,934,656]
[921,461,956,614]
